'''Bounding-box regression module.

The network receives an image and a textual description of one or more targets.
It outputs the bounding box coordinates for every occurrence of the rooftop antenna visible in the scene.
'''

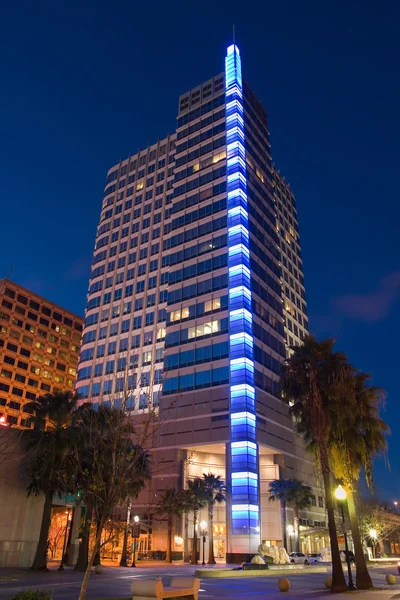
[233,24,235,45]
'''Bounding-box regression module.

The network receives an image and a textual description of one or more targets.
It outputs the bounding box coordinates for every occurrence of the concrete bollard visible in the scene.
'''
[278,577,290,592]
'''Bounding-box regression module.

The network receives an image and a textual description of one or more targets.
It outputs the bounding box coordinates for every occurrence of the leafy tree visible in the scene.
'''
[155,489,184,563]
[281,336,349,592]
[330,372,389,589]
[358,500,399,548]
[23,392,78,571]
[269,478,312,552]
[202,474,226,564]
[71,404,150,600]
[186,478,208,565]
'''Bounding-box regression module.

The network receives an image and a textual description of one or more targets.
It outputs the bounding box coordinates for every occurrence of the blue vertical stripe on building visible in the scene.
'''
[225,44,260,536]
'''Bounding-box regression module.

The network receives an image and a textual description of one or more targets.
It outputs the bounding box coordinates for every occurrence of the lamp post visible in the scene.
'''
[131,515,140,567]
[394,501,398,511]
[334,485,356,590]
[58,505,72,571]
[287,525,294,554]
[200,520,207,566]
[369,529,377,559]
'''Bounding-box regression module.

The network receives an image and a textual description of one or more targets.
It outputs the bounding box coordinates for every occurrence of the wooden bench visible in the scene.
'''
[131,577,200,600]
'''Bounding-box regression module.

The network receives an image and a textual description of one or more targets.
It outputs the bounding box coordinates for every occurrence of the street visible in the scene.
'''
[0,564,400,599]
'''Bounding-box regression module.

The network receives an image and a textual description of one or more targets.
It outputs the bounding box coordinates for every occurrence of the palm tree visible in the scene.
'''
[23,391,78,570]
[268,479,293,550]
[186,478,208,565]
[269,478,313,553]
[155,489,184,563]
[202,473,226,564]
[281,336,350,593]
[290,481,313,552]
[330,372,389,590]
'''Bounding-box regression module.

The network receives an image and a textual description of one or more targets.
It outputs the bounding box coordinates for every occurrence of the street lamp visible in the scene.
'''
[287,525,294,553]
[58,505,72,571]
[369,529,377,559]
[131,515,140,568]
[200,520,208,566]
[394,501,398,510]
[334,485,356,590]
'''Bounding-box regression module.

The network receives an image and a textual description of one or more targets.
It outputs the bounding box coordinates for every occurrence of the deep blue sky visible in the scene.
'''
[1,1,399,499]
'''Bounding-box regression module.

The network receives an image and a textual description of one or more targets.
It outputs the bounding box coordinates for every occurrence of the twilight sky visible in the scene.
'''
[0,1,399,500]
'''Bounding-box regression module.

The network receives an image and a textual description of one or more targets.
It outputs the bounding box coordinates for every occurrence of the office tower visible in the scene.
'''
[77,44,325,562]
[0,279,83,428]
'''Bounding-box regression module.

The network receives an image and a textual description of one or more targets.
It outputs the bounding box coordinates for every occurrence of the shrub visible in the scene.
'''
[9,591,53,600]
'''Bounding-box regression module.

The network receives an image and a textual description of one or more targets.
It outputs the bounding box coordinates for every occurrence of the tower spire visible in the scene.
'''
[233,24,235,45]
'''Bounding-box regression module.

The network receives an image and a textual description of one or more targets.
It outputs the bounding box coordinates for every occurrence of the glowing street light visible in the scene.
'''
[131,515,140,567]
[334,485,356,590]
[200,520,208,566]
[334,485,347,501]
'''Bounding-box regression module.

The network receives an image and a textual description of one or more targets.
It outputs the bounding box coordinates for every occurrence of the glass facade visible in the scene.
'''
[77,43,314,559]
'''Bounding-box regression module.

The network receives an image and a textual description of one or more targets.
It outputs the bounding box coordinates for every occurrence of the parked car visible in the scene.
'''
[340,550,355,564]
[289,552,309,565]
[308,553,322,563]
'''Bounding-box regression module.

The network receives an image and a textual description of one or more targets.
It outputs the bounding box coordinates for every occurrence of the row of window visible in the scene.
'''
[165,317,228,347]
[97,206,162,239]
[176,94,225,128]
[172,165,226,199]
[167,273,228,305]
[168,254,228,285]
[170,195,226,232]
[168,296,226,324]
[163,366,229,394]
[95,219,162,252]
[163,235,227,268]
[176,107,225,141]
[164,341,229,371]
[3,289,81,330]
[77,368,163,399]
[83,328,166,362]
[163,215,227,251]
[171,182,225,215]
[85,306,167,329]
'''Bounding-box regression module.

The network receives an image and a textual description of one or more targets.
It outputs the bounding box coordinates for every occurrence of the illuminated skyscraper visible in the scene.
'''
[77,44,324,562]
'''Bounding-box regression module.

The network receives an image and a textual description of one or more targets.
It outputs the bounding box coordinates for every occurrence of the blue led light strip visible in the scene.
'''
[225,44,260,538]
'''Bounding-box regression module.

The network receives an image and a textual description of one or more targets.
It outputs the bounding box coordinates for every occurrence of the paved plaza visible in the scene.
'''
[0,564,400,599]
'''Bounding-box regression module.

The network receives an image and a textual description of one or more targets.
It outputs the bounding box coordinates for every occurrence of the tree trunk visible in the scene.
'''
[208,502,216,564]
[183,512,190,563]
[74,502,92,572]
[293,505,300,553]
[120,501,131,567]
[321,449,347,593]
[31,492,53,571]
[191,510,198,564]
[281,499,287,550]
[93,519,102,566]
[78,517,104,600]
[64,507,75,563]
[348,486,373,590]
[166,517,172,563]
